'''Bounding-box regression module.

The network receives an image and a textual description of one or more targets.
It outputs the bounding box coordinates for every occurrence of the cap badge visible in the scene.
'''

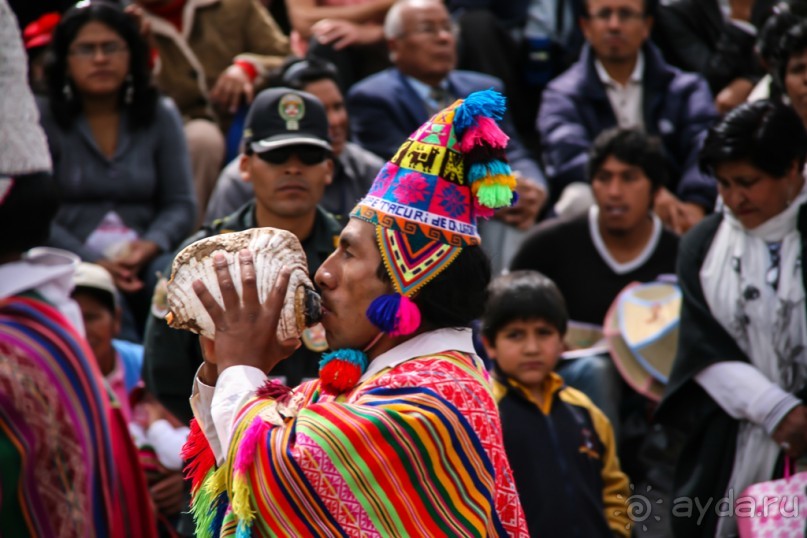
[279,93,305,131]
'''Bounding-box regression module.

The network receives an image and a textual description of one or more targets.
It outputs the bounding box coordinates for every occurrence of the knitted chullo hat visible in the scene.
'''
[351,88,517,336]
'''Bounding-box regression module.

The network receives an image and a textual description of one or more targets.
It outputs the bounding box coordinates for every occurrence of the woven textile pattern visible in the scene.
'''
[188,351,528,537]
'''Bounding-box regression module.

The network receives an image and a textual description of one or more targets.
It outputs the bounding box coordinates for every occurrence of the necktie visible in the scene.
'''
[428,86,452,114]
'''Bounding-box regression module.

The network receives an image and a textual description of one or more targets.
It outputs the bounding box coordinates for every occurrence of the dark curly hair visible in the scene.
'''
[44,0,158,129]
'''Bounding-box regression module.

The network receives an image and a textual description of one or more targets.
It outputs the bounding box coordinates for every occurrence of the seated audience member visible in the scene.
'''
[135,0,290,219]
[206,56,384,223]
[747,2,805,103]
[22,11,59,95]
[39,1,196,338]
[481,270,631,538]
[71,261,191,533]
[72,262,143,420]
[778,20,807,129]
[348,0,548,271]
[0,3,155,528]
[143,88,343,423]
[538,0,718,233]
[448,0,585,140]
[653,0,776,114]
[510,128,679,434]
[285,0,393,91]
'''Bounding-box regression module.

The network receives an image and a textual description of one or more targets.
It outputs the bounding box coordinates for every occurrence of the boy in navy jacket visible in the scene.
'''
[481,270,632,538]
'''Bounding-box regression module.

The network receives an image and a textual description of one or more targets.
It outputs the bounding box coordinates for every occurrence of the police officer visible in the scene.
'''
[143,88,343,423]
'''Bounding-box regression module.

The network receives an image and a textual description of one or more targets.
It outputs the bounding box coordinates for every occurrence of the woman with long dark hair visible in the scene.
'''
[40,0,196,335]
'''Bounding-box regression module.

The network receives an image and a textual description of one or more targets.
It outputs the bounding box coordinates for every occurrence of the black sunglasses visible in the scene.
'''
[257,145,330,165]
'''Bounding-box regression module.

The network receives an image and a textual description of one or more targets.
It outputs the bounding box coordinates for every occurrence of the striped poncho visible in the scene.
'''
[0,295,155,537]
[185,350,529,537]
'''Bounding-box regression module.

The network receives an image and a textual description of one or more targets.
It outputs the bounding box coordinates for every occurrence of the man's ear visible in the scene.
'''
[480,334,496,360]
[239,154,251,183]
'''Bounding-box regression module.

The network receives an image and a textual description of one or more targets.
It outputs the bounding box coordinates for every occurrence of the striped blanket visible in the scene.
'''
[185,351,528,537]
[0,295,155,537]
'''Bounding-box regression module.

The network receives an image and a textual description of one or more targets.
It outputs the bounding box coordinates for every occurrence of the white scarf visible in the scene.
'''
[700,184,807,537]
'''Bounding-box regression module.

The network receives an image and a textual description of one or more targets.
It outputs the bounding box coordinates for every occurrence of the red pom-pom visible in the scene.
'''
[320,360,363,393]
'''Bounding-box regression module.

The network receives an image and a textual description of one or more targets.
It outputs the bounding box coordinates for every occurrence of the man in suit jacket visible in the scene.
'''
[538,0,718,234]
[653,0,776,114]
[347,0,548,250]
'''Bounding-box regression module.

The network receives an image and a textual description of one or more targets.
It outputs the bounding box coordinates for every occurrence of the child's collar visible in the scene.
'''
[503,371,565,415]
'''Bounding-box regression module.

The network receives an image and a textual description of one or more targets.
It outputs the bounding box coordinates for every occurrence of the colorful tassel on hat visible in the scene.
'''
[366,293,421,336]
[453,89,506,133]
[319,348,369,394]
[453,89,518,211]
[460,116,510,152]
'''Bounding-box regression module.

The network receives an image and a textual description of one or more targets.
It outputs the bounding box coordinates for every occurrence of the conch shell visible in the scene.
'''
[164,228,322,341]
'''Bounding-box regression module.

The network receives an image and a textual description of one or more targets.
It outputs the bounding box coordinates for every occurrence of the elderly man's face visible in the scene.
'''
[388,1,456,86]
[315,219,393,351]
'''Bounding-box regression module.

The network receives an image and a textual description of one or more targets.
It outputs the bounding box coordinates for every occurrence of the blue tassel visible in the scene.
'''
[209,492,228,537]
[236,520,252,538]
[319,348,369,371]
[510,190,520,207]
[366,293,401,333]
[468,160,512,183]
[454,89,506,134]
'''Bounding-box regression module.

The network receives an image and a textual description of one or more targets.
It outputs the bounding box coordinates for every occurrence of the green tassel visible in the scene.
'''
[190,468,218,538]
[477,184,514,208]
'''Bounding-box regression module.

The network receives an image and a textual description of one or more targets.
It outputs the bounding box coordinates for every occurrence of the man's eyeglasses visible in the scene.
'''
[587,8,645,23]
[257,145,331,165]
[69,41,129,60]
[402,21,458,38]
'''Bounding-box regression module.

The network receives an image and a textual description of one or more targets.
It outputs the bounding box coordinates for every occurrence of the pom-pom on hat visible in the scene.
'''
[351,89,517,336]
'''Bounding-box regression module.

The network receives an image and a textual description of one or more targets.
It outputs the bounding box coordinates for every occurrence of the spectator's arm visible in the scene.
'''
[232,0,291,80]
[672,76,719,210]
[590,401,631,537]
[537,85,592,195]
[141,98,196,253]
[696,362,802,435]
[145,419,191,471]
[286,0,395,39]
[48,222,104,262]
[655,5,759,95]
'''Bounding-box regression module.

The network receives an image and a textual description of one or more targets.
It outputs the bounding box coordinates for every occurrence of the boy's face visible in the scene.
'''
[483,318,564,390]
[72,291,119,373]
